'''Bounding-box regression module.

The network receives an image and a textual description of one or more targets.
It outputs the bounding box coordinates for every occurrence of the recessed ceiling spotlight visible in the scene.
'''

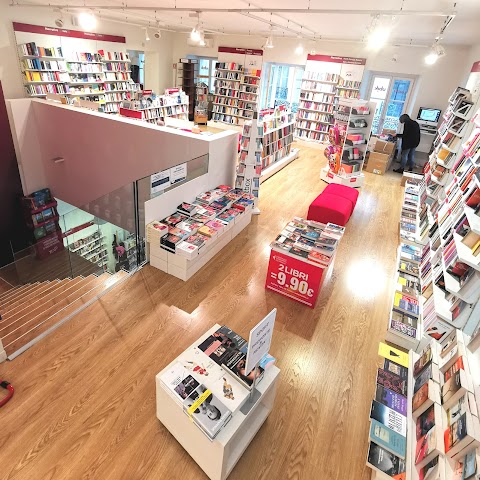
[154,22,161,39]
[145,27,150,41]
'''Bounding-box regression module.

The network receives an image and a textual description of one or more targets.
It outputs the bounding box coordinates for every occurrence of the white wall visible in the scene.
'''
[172,32,471,117]
[0,0,173,99]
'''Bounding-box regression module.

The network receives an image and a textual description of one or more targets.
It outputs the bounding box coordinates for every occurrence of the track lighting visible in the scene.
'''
[264,25,274,49]
[191,12,203,42]
[145,27,150,41]
[78,11,97,31]
[154,22,161,39]
[199,31,206,46]
[54,9,64,28]
[425,42,446,65]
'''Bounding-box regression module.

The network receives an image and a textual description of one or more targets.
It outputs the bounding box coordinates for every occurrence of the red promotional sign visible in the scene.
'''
[471,61,480,73]
[218,46,263,56]
[13,22,126,43]
[265,250,326,308]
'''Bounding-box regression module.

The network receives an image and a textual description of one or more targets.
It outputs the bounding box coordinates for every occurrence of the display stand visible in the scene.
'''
[155,324,280,480]
[176,58,197,121]
[195,82,209,125]
[320,99,375,188]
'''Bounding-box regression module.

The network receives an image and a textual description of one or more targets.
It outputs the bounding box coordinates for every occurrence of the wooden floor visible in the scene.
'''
[0,145,404,480]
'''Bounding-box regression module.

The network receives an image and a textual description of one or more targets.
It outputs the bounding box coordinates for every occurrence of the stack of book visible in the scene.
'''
[367,343,410,480]
[269,217,345,268]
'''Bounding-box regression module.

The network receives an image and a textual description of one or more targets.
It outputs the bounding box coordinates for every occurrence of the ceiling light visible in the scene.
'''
[199,31,206,46]
[264,25,274,49]
[295,42,304,55]
[145,27,150,41]
[54,9,64,28]
[191,25,201,42]
[78,12,97,31]
[425,43,446,65]
[367,26,390,50]
[154,22,161,39]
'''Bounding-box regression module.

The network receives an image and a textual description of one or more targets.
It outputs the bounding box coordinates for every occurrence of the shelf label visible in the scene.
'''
[265,250,325,308]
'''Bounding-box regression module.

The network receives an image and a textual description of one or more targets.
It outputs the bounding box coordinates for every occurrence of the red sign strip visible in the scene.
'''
[12,22,126,43]
[471,61,480,73]
[307,54,366,65]
[218,46,263,56]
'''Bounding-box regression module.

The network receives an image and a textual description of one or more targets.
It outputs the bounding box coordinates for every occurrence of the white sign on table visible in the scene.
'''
[151,169,171,194]
[245,308,276,375]
[170,162,187,185]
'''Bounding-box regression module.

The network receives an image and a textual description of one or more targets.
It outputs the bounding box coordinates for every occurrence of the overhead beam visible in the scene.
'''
[9,4,455,16]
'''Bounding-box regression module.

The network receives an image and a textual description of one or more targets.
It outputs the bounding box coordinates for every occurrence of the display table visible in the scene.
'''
[155,324,280,480]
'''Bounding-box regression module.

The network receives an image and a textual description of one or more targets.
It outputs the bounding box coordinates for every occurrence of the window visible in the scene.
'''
[260,63,305,112]
[188,55,217,93]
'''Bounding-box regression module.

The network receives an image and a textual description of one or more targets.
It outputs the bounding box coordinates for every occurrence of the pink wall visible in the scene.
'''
[8,99,233,207]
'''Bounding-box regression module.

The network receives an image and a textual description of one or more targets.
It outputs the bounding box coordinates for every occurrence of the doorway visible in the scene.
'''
[367,74,415,134]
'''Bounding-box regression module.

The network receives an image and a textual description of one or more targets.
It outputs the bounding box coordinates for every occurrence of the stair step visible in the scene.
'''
[4,273,117,356]
[0,276,96,336]
[1,278,82,321]
[1,281,60,314]
[0,283,38,306]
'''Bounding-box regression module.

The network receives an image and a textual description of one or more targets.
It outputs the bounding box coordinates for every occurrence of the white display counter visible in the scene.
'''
[155,324,280,480]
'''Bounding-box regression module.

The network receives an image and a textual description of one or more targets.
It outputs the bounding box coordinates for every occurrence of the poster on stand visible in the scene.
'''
[466,61,480,103]
[151,169,171,195]
[265,249,326,308]
[170,163,187,185]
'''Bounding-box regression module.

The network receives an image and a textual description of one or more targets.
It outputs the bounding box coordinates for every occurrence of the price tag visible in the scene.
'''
[265,250,325,308]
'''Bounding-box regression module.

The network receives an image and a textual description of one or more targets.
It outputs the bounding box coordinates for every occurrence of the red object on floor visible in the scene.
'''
[323,183,359,208]
[307,193,352,226]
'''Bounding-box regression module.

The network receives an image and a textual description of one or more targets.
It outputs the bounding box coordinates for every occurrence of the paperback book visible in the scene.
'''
[369,419,406,459]
[366,442,406,480]
[375,385,407,416]
[415,426,438,465]
[376,368,408,397]
[370,400,407,436]
[416,405,435,440]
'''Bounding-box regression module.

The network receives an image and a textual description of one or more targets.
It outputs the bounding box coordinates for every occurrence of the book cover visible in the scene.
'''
[370,400,407,436]
[366,442,406,480]
[446,395,468,427]
[414,346,432,377]
[415,426,437,465]
[369,419,406,458]
[419,456,438,480]
[176,202,198,216]
[414,364,433,394]
[182,384,232,440]
[444,412,467,453]
[444,357,464,381]
[289,246,309,259]
[412,382,429,412]
[462,450,476,479]
[390,319,417,339]
[383,359,409,381]
[441,370,463,404]
[378,343,410,368]
[375,385,407,416]
[197,326,264,388]
[376,368,408,397]
[416,405,435,440]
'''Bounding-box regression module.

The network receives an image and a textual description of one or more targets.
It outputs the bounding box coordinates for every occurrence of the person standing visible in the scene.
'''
[393,114,421,173]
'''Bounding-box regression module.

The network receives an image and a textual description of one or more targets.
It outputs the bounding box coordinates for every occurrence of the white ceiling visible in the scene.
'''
[16,0,480,46]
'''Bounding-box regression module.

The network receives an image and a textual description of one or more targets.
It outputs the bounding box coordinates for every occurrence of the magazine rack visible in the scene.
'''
[155,324,280,480]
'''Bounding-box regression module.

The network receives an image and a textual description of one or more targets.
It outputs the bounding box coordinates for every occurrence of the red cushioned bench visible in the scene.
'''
[307,184,359,226]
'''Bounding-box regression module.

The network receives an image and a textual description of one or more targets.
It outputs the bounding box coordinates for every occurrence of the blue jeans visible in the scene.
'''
[400,148,416,170]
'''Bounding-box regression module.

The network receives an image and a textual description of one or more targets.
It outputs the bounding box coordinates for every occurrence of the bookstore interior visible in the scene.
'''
[2,2,480,479]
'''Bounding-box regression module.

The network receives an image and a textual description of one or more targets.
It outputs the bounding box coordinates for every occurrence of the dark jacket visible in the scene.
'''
[397,118,420,149]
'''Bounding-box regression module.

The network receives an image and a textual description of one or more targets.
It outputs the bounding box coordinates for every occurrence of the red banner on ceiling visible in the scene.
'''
[218,46,263,56]
[307,54,366,65]
[12,22,126,43]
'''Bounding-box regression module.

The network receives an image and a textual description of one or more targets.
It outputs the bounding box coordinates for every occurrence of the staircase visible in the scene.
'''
[0,270,128,361]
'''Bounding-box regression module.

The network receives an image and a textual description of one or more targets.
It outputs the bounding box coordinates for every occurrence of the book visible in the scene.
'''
[415,426,437,465]
[376,368,408,397]
[391,308,419,330]
[444,357,464,382]
[369,419,407,458]
[444,412,467,453]
[419,456,439,480]
[414,364,433,394]
[370,400,407,436]
[375,385,407,416]
[197,326,264,388]
[414,346,432,377]
[442,370,465,405]
[176,241,199,259]
[176,202,198,216]
[416,405,435,440]
[462,450,477,479]
[412,383,429,412]
[366,442,406,480]
[446,395,468,427]
[182,384,232,440]
[383,359,408,381]
[378,343,410,368]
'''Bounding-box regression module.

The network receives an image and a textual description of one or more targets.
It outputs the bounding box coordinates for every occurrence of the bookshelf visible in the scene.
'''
[69,231,107,267]
[320,98,375,188]
[194,82,209,125]
[176,58,198,121]
[212,62,261,125]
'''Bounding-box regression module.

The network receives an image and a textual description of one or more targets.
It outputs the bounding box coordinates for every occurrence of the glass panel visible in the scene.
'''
[370,77,390,100]
[371,99,385,135]
[383,79,411,132]
[199,58,210,77]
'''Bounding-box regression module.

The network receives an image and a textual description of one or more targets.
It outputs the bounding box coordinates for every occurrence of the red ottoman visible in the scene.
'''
[307,193,353,226]
[324,184,359,208]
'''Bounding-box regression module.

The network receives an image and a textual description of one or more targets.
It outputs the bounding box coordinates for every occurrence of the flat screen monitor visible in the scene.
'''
[417,107,441,123]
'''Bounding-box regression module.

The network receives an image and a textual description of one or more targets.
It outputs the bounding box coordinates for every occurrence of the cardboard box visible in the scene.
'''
[365,151,391,175]
[373,139,396,155]
[382,128,397,136]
